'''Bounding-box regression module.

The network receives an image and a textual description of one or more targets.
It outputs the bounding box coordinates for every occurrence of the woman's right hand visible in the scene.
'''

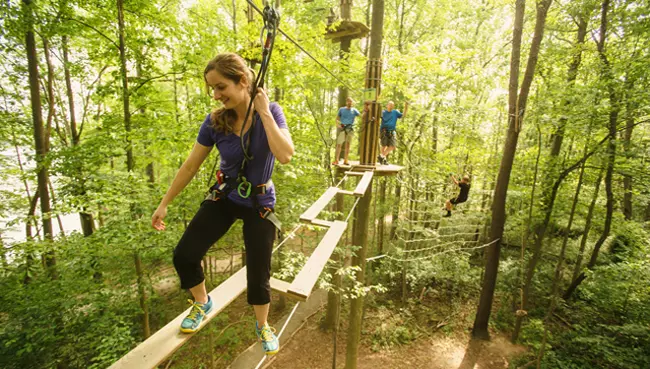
[152,205,167,231]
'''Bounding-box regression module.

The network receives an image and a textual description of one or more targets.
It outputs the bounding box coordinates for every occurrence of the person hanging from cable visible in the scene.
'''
[151,53,293,356]
[333,97,364,165]
[443,174,471,217]
[378,100,408,165]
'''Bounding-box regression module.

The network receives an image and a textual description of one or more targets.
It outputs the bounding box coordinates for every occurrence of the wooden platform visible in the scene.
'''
[325,20,370,42]
[334,160,403,176]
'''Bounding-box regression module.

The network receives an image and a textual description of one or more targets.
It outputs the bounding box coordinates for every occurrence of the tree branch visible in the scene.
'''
[78,65,108,140]
[130,70,188,94]
[63,18,119,49]
[130,99,177,116]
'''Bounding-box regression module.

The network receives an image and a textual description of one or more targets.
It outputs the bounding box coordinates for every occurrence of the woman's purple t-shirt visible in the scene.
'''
[196,102,288,208]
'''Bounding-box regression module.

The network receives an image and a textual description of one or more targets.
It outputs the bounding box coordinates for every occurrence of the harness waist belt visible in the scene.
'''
[205,178,274,202]
[204,175,281,233]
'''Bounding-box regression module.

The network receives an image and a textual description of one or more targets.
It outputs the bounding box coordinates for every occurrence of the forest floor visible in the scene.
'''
[265,305,526,369]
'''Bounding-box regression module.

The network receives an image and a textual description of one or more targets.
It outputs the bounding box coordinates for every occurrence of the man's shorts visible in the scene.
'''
[450,197,467,205]
[336,125,355,144]
[380,130,397,147]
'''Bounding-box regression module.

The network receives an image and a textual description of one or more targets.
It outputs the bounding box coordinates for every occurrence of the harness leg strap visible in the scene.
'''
[259,207,282,239]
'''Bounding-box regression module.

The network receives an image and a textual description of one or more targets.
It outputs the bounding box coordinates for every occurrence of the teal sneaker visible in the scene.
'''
[180,297,213,333]
[255,321,279,355]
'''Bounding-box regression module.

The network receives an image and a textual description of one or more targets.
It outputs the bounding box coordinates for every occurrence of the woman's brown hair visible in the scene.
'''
[204,53,256,134]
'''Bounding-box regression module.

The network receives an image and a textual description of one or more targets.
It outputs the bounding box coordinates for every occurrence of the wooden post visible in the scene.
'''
[378,178,386,254]
[345,0,384,368]
[324,173,345,329]
[344,177,373,369]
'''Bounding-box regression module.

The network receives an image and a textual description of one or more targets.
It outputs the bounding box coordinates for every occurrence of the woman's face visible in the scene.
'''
[205,70,248,109]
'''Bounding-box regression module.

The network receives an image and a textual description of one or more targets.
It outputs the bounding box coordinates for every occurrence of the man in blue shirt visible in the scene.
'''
[334,97,362,165]
[379,100,408,165]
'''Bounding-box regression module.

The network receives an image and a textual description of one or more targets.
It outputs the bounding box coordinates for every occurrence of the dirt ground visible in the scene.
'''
[266,310,526,369]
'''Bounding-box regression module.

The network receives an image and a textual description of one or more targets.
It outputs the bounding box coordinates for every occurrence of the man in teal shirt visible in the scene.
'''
[379,100,408,165]
[334,97,362,165]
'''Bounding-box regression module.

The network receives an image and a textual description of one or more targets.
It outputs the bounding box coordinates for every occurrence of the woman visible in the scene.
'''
[151,53,294,356]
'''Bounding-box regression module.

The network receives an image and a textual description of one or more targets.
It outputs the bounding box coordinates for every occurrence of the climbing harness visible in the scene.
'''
[341,123,354,141]
[205,3,282,234]
[204,170,282,234]
[380,128,396,141]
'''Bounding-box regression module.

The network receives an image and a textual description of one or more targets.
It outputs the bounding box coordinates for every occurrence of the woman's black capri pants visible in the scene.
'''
[172,198,276,305]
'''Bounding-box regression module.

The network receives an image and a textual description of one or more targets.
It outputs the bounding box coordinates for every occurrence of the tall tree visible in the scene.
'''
[23,0,56,276]
[512,8,591,340]
[472,0,553,340]
[345,0,383,366]
[62,35,96,237]
[117,0,149,338]
[563,0,618,300]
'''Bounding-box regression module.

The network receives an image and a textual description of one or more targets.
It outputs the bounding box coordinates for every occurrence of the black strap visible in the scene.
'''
[237,3,280,203]
[205,4,282,233]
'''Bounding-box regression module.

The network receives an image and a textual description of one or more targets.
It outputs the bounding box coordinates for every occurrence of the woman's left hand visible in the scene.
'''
[253,87,271,116]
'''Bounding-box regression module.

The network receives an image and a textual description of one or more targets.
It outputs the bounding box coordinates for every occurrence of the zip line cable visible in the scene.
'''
[245,0,357,92]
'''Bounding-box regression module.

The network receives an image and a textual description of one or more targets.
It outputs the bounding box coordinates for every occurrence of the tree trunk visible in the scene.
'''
[63,36,97,281]
[62,36,79,145]
[571,168,603,282]
[346,0,383,366]
[549,15,588,156]
[135,252,151,338]
[118,0,150,337]
[47,179,65,236]
[42,37,54,154]
[511,1,592,342]
[622,86,635,220]
[472,0,526,340]
[536,142,588,365]
[563,0,617,300]
[14,142,36,239]
[24,0,56,277]
[390,149,404,240]
[345,181,373,369]
[323,173,344,330]
[23,191,40,284]
[117,0,134,172]
[378,178,387,254]
[514,125,542,318]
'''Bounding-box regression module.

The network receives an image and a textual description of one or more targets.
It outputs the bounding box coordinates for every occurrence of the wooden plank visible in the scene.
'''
[310,219,335,227]
[324,29,362,40]
[337,189,355,196]
[287,221,347,300]
[109,267,248,369]
[344,171,365,176]
[299,187,339,223]
[350,165,375,171]
[353,171,374,196]
[270,277,306,301]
